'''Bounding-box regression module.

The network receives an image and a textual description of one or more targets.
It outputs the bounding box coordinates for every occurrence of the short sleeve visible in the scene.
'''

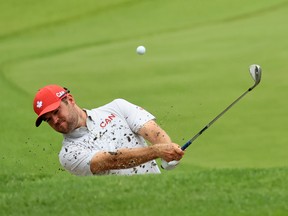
[113,99,155,132]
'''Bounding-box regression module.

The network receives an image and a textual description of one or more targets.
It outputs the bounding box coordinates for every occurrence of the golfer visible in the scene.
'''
[33,84,184,176]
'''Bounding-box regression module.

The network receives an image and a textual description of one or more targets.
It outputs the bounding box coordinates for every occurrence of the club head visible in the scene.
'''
[249,64,262,86]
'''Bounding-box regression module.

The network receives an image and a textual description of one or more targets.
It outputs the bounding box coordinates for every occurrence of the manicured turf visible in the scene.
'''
[1,168,288,216]
[1,0,288,215]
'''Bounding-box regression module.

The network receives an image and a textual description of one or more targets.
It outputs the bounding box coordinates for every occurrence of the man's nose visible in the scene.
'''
[51,115,59,124]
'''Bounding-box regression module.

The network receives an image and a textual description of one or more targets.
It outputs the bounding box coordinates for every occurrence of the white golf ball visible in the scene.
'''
[136,46,146,55]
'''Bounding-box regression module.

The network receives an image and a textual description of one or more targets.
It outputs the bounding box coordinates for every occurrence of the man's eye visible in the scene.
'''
[44,118,51,123]
[54,109,59,114]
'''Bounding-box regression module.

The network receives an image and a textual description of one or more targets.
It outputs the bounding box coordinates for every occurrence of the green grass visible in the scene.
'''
[1,168,288,216]
[1,0,288,215]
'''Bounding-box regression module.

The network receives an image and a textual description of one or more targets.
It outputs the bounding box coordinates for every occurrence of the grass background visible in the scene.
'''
[1,0,288,215]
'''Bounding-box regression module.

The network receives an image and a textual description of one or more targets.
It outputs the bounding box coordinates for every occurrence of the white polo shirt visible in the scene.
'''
[59,98,161,176]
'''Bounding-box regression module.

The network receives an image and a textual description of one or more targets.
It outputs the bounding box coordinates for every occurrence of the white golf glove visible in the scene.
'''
[161,159,180,170]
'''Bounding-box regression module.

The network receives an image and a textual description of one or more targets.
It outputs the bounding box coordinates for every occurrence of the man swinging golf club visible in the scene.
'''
[33,85,184,176]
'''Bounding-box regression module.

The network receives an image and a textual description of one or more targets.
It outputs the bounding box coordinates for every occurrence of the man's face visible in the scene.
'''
[42,96,79,134]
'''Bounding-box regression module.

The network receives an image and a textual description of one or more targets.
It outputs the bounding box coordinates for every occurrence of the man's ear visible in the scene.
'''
[66,94,75,104]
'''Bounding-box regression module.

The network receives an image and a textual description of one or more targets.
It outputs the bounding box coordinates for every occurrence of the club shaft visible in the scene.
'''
[181,87,252,150]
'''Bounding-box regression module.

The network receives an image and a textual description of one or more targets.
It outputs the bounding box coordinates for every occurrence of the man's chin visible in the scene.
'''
[56,123,70,134]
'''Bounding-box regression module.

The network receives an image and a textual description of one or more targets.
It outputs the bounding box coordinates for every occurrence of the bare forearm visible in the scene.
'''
[138,120,172,144]
[90,120,184,174]
[90,142,184,174]
[90,146,158,174]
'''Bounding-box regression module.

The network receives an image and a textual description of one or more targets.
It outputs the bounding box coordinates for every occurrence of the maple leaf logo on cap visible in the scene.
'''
[36,101,43,109]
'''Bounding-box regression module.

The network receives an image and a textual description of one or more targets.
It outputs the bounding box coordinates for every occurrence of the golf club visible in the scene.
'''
[162,64,262,170]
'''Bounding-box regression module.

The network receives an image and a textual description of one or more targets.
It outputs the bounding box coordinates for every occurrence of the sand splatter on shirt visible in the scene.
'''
[59,99,160,176]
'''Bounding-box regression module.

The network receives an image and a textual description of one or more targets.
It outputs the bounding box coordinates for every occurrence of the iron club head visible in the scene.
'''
[249,64,262,86]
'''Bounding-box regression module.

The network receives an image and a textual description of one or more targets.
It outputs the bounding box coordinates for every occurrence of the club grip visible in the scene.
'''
[181,140,191,150]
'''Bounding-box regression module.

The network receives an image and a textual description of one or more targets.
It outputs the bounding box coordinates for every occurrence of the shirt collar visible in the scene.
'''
[63,126,89,139]
[63,109,95,139]
[83,109,96,131]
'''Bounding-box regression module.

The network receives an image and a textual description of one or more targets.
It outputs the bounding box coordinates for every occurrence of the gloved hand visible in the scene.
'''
[161,159,180,170]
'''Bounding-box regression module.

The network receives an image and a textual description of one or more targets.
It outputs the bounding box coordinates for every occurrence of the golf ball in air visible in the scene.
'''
[136,46,146,55]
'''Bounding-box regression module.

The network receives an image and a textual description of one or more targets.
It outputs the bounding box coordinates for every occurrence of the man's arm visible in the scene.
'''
[137,120,173,144]
[90,120,184,174]
[90,143,182,174]
[138,120,184,169]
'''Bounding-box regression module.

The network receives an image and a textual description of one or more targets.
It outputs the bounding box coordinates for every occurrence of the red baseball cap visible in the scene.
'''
[33,85,69,127]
